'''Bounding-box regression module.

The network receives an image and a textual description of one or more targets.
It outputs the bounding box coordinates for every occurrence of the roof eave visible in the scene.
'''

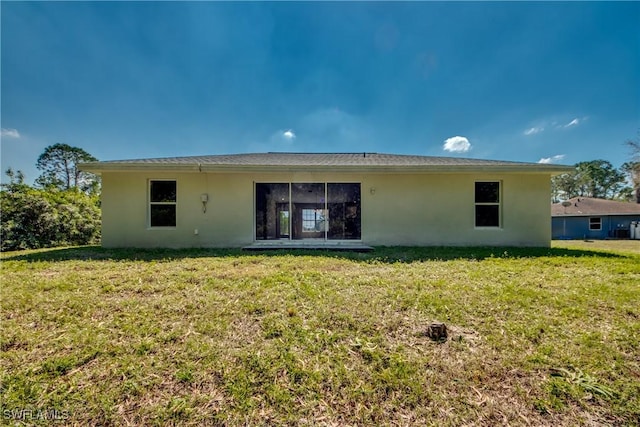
[79,162,572,174]
[207,164,572,174]
[78,162,201,174]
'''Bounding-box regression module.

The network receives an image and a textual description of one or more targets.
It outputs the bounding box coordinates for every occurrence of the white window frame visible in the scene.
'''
[149,179,177,228]
[589,217,601,231]
[474,181,502,228]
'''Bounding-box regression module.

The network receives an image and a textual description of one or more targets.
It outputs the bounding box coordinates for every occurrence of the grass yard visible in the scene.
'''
[1,242,639,426]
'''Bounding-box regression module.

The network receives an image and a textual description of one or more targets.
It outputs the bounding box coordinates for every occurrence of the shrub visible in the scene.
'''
[0,184,100,251]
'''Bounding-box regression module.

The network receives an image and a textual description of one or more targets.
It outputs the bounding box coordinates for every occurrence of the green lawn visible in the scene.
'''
[1,242,639,426]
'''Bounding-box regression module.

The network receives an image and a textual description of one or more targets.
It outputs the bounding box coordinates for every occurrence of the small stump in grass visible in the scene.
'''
[426,322,448,342]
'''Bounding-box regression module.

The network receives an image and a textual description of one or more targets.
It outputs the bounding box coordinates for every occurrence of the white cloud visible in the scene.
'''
[524,116,588,134]
[1,128,20,139]
[524,126,544,136]
[563,118,580,128]
[538,154,566,164]
[443,136,471,153]
[561,117,588,129]
[267,128,297,147]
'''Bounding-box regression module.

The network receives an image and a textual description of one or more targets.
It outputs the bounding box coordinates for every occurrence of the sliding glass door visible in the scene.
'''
[327,183,361,240]
[255,183,361,241]
[291,183,326,240]
[255,183,289,240]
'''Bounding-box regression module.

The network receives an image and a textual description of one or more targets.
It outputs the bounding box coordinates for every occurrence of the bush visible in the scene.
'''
[0,185,100,251]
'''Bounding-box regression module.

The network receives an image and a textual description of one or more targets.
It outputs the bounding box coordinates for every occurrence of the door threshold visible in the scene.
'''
[242,242,374,252]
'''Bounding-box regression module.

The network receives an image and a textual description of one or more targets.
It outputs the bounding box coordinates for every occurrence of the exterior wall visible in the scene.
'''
[552,215,640,240]
[363,173,551,247]
[100,171,552,248]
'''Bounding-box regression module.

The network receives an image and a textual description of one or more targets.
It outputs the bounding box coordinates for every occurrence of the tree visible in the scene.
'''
[625,131,640,202]
[551,173,579,202]
[36,143,99,193]
[3,167,27,191]
[627,130,640,160]
[621,161,639,196]
[552,160,628,201]
[1,170,101,251]
[576,160,626,199]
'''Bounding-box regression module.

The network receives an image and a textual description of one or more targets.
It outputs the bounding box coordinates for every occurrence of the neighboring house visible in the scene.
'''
[551,197,640,240]
[80,152,570,248]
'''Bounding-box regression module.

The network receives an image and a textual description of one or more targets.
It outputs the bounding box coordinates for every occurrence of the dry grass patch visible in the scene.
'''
[1,243,639,425]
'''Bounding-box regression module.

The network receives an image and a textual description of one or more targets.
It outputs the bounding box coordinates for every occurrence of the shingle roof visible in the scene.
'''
[552,197,640,216]
[89,152,542,167]
[80,152,572,174]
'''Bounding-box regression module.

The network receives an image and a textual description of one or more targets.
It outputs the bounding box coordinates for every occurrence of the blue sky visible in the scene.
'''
[2,1,639,183]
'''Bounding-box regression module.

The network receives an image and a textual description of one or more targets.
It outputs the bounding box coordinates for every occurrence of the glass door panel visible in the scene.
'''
[255,183,290,240]
[291,183,326,240]
[327,183,361,240]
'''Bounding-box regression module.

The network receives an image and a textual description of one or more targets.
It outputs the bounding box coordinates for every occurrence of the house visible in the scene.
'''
[551,197,640,240]
[79,152,570,249]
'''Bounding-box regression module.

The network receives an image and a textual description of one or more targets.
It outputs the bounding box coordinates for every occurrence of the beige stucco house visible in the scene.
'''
[80,152,570,249]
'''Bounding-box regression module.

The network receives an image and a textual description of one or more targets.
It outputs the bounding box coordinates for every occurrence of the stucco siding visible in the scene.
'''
[100,171,552,248]
[362,173,550,246]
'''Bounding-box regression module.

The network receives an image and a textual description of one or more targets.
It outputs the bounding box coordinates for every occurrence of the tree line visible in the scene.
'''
[551,133,640,203]
[1,144,101,251]
[551,159,639,202]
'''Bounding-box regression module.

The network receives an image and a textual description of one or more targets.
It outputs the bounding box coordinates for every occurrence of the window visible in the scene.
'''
[475,181,500,227]
[302,209,326,232]
[589,217,601,231]
[150,180,176,227]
